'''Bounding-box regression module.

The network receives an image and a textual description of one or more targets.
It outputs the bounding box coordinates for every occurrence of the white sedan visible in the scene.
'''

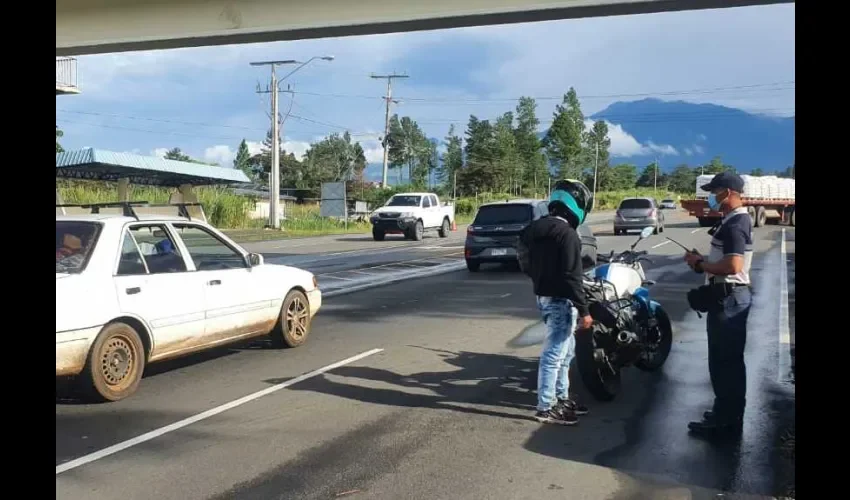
[56,213,322,402]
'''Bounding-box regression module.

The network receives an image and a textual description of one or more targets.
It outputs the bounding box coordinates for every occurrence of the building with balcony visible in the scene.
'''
[56,57,80,95]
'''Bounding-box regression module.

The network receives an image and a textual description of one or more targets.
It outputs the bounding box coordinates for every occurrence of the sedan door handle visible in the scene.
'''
[208,279,221,286]
[126,287,141,295]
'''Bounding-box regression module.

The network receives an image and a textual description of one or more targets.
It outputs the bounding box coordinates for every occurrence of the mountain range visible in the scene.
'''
[362,98,795,183]
[589,98,794,172]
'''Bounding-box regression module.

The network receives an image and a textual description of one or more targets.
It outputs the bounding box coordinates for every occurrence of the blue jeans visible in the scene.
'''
[536,296,578,412]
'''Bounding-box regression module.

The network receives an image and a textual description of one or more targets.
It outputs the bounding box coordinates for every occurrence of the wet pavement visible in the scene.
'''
[56,219,796,500]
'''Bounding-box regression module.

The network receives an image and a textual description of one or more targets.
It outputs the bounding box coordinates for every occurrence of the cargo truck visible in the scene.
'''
[680,174,795,228]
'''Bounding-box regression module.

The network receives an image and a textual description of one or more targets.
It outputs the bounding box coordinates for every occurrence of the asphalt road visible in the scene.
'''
[239,209,621,287]
[56,214,796,500]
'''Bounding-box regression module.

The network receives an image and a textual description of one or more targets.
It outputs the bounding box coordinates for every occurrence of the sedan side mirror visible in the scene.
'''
[246,252,263,267]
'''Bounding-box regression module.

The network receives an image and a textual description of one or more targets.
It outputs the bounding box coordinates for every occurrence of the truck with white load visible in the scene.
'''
[369,192,455,241]
[681,174,795,228]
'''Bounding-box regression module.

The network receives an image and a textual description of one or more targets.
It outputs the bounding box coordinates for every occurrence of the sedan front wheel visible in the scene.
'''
[270,289,311,348]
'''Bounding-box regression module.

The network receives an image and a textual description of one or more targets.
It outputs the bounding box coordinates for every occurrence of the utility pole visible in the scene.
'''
[252,56,333,229]
[593,141,600,195]
[371,73,408,188]
[453,171,457,201]
[251,61,292,229]
[654,157,658,194]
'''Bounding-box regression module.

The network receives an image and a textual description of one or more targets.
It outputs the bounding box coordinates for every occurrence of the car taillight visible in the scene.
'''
[467,226,475,234]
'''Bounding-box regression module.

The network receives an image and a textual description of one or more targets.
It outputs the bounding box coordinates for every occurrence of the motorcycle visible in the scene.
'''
[576,226,673,401]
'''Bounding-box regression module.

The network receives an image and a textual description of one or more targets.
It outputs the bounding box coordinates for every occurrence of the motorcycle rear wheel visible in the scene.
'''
[575,331,621,401]
[635,306,673,372]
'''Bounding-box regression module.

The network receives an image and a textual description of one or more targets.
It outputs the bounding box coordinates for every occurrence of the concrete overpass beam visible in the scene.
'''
[56,0,791,56]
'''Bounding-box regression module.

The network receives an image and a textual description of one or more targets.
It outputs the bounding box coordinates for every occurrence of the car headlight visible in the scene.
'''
[313,275,319,289]
[399,212,414,218]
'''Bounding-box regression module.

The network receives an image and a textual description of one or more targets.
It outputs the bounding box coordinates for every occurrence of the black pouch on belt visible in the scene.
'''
[687,284,726,317]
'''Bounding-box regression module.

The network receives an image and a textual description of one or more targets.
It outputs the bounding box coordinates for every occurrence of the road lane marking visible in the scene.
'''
[55,348,385,475]
[778,228,792,383]
[264,240,464,264]
[690,228,703,234]
[318,274,355,281]
[651,241,670,249]
[323,261,466,298]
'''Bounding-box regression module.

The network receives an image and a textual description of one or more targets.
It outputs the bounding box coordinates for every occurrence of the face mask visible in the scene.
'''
[707,190,727,211]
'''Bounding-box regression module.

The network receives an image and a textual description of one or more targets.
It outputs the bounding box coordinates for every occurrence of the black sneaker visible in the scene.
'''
[534,407,579,426]
[558,398,589,416]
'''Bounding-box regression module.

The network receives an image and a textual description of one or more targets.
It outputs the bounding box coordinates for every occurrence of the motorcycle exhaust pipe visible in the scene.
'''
[617,331,638,344]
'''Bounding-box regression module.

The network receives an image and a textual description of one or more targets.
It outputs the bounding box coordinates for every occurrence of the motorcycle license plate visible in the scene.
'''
[491,248,508,256]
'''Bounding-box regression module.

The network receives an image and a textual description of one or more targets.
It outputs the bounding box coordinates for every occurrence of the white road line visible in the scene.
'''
[56,348,385,475]
[317,274,356,281]
[346,269,390,276]
[778,228,792,384]
[690,228,703,234]
[651,240,670,249]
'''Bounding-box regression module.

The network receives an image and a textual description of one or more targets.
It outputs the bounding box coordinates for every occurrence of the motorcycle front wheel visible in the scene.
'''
[635,306,673,372]
[575,331,621,401]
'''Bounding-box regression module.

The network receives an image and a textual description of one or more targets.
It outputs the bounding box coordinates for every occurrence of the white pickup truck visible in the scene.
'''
[369,192,455,241]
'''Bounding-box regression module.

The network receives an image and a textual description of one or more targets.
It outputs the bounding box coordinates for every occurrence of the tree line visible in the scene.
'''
[55,85,795,199]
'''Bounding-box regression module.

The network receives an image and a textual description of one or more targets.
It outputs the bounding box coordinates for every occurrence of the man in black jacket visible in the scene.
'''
[520,180,594,425]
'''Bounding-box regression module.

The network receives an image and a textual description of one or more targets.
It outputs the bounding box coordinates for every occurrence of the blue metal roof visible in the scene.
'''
[56,148,250,187]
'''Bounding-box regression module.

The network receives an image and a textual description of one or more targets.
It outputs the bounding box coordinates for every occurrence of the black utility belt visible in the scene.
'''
[688,282,751,314]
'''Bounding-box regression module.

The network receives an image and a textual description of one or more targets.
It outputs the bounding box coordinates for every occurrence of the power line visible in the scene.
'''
[56,108,378,138]
[286,80,794,104]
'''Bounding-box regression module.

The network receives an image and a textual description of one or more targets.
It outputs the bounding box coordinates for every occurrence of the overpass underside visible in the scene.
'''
[57,0,792,56]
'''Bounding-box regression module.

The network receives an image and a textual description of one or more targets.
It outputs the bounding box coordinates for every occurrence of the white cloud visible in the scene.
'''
[693,144,705,155]
[246,141,264,156]
[587,120,678,158]
[282,140,311,161]
[646,141,679,156]
[684,147,693,156]
[203,145,236,166]
[152,148,169,158]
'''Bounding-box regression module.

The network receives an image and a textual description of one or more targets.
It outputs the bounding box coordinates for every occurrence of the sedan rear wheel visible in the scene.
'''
[80,322,145,402]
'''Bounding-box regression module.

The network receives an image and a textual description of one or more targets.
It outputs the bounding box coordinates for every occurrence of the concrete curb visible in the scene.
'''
[323,260,467,298]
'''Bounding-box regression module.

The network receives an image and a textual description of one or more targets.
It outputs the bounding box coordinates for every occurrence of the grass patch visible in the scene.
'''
[58,181,683,242]
[58,181,253,229]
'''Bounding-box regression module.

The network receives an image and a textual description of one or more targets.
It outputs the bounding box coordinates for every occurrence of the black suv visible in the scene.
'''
[464,199,598,272]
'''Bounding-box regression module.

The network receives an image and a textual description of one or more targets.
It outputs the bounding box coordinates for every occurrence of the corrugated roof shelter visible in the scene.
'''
[56,148,250,186]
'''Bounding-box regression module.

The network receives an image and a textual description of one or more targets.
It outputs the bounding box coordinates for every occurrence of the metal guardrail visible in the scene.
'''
[56,57,78,92]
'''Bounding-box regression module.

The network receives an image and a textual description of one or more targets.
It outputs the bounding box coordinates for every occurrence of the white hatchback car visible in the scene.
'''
[56,211,322,402]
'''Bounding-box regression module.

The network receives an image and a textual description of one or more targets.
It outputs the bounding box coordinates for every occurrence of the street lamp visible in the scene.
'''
[250,55,334,229]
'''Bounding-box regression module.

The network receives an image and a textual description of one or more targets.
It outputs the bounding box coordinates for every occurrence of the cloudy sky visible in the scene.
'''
[56,3,794,167]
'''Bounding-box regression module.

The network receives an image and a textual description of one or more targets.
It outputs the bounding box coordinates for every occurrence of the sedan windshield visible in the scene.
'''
[56,221,102,273]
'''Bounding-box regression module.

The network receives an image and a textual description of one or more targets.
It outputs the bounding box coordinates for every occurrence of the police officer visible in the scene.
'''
[683,171,753,438]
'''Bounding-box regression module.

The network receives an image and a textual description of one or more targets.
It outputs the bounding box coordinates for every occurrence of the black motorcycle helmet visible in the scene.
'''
[548,179,594,228]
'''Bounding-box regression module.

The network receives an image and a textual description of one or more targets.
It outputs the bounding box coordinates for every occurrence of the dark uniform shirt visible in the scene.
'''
[706,206,753,285]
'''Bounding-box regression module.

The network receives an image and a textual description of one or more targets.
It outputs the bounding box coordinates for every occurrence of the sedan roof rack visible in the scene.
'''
[56,201,206,222]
